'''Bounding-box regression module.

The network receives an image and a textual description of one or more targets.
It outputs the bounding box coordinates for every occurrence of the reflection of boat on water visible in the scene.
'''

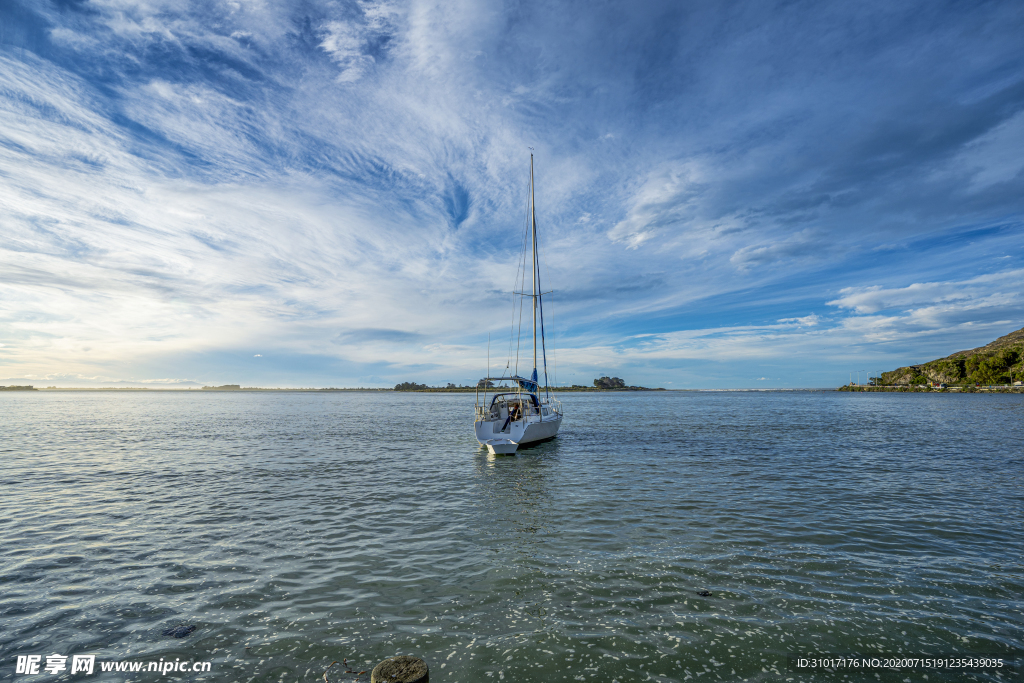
[474,154,563,455]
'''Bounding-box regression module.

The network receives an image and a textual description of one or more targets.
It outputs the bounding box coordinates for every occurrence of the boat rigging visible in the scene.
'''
[474,153,563,455]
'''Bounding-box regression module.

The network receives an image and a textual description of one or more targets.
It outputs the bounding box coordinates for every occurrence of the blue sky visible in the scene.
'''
[1,0,1022,388]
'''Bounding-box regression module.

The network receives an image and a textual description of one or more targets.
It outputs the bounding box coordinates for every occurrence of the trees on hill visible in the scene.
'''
[881,346,1022,386]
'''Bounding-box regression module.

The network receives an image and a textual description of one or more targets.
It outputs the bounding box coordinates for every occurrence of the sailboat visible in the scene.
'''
[474,154,563,455]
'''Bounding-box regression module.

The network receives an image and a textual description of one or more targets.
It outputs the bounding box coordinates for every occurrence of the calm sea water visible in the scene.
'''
[2,391,1022,682]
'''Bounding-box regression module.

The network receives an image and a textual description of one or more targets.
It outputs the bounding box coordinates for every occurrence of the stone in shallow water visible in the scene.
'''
[370,656,428,683]
[162,625,197,638]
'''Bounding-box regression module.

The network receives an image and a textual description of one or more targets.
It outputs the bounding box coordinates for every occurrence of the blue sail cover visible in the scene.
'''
[512,370,539,394]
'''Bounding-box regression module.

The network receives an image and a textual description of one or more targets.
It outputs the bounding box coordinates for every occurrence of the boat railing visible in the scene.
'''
[542,396,562,416]
[474,388,562,420]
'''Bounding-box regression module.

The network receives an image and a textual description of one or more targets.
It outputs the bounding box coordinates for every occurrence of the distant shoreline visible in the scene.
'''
[8,387,389,392]
[11,387,666,393]
[5,386,862,393]
[838,385,1023,393]
[14,385,1020,393]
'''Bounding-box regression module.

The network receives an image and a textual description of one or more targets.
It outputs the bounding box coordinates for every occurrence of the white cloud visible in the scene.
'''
[608,162,710,249]
[826,270,1024,314]
[320,21,377,83]
[777,314,820,326]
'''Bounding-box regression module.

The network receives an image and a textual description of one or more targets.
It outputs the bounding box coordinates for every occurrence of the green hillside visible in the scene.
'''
[879,326,1024,386]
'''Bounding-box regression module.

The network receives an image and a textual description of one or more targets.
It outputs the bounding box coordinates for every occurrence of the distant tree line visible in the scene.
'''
[394,381,480,391]
[392,376,662,391]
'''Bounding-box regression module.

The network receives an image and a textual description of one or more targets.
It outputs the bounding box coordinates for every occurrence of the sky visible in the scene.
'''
[1,0,1023,389]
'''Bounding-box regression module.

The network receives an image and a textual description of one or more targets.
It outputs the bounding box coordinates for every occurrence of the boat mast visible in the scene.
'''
[530,153,538,381]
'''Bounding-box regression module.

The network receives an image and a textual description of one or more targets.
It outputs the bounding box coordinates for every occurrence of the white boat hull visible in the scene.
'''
[475,413,562,452]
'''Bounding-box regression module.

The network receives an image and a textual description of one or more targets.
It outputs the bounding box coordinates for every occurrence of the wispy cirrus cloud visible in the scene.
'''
[319,1,400,82]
